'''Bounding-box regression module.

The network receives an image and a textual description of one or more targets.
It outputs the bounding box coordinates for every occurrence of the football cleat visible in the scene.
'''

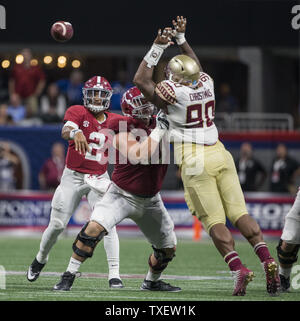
[53,271,76,291]
[27,258,45,282]
[231,267,255,296]
[109,278,124,289]
[279,274,290,293]
[262,258,280,296]
[140,279,181,292]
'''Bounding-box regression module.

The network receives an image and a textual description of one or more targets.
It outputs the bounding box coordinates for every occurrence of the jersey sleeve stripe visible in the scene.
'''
[63,120,79,129]
[155,82,177,105]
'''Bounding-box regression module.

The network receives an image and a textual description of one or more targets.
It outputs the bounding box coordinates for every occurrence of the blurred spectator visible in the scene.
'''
[9,48,46,116]
[7,93,26,123]
[270,143,300,194]
[110,70,133,111]
[0,104,14,125]
[40,83,67,123]
[39,142,65,191]
[0,141,19,191]
[235,142,267,191]
[217,83,239,114]
[57,70,84,106]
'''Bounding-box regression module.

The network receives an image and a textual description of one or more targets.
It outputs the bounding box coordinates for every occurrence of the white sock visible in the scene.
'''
[279,266,292,278]
[104,227,120,280]
[67,257,82,274]
[145,270,161,282]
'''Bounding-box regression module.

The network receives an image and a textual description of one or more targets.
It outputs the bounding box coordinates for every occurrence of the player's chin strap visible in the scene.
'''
[144,43,170,69]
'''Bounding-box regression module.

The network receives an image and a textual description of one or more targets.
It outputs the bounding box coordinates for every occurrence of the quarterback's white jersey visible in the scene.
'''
[155,72,218,145]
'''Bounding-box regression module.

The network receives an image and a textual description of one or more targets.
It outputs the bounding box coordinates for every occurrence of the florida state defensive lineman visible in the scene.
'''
[53,87,180,292]
[27,76,124,289]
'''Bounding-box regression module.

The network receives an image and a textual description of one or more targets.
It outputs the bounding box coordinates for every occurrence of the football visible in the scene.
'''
[51,21,73,42]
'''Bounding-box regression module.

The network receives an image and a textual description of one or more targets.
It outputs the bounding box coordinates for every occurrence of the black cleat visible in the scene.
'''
[109,278,124,289]
[279,274,290,293]
[27,258,45,282]
[53,272,76,291]
[140,279,181,292]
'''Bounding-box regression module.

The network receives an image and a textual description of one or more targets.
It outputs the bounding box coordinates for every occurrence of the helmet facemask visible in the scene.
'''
[83,88,112,113]
[126,95,155,120]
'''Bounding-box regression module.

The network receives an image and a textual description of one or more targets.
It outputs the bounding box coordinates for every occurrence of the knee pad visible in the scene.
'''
[277,239,300,265]
[72,222,106,258]
[148,246,176,273]
[48,217,66,232]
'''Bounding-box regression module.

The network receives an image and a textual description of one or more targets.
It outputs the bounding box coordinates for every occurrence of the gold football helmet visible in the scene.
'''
[165,55,200,88]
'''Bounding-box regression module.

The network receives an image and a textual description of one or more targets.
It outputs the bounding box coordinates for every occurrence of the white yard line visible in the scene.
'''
[6,271,232,281]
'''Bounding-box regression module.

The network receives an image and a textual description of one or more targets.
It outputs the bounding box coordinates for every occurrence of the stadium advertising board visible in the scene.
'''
[0,191,293,236]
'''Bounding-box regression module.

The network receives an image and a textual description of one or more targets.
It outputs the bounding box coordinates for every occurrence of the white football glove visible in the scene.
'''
[149,110,169,142]
[155,110,169,130]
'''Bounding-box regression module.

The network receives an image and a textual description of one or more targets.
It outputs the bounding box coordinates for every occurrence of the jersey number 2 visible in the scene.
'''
[85,132,106,162]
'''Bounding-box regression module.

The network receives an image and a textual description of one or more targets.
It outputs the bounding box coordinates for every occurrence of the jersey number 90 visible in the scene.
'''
[186,100,215,128]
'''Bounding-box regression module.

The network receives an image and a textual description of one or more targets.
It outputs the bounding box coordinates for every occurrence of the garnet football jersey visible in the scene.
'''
[110,116,168,197]
[63,105,120,175]
[155,72,218,145]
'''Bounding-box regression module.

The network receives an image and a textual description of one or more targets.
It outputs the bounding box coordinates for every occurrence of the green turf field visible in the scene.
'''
[0,236,299,301]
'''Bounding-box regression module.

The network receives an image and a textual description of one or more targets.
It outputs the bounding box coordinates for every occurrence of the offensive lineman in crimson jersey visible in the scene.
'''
[53,87,181,292]
[132,16,280,296]
[27,76,124,289]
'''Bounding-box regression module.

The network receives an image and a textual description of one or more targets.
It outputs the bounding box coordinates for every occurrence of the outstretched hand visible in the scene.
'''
[154,27,174,47]
[172,16,187,34]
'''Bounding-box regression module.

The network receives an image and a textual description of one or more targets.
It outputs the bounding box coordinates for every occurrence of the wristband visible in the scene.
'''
[144,43,168,69]
[70,129,82,140]
[149,127,166,143]
[175,32,186,45]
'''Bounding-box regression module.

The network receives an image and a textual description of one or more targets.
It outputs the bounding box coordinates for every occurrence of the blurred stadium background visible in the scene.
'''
[0,0,299,242]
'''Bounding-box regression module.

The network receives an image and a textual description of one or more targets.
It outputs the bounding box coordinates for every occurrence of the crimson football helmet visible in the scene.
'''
[121,86,155,120]
[82,76,113,113]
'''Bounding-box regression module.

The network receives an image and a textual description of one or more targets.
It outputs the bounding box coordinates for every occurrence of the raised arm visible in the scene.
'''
[172,16,203,71]
[133,28,174,112]
[113,111,169,164]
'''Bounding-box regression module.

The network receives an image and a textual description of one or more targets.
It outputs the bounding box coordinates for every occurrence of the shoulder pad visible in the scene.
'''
[155,80,177,105]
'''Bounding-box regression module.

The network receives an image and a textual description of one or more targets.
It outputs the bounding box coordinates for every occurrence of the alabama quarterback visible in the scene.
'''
[53,87,180,292]
[132,16,280,296]
[27,76,123,289]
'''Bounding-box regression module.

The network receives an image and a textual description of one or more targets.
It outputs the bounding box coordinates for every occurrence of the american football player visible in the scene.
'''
[277,188,300,292]
[27,76,124,289]
[132,16,280,296]
[53,87,180,292]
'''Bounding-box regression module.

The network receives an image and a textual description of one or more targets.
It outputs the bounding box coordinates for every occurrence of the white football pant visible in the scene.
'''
[36,167,120,279]
[91,182,177,249]
[281,188,300,244]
